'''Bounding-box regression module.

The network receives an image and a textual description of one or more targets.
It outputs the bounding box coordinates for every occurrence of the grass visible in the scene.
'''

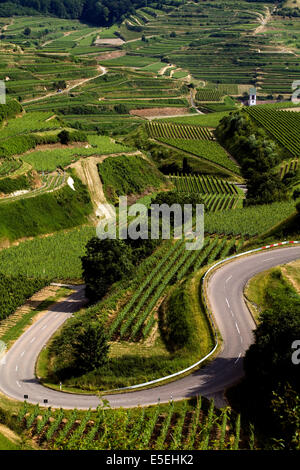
[245,260,300,321]
[0,430,21,450]
[38,267,214,391]
[23,136,132,172]
[0,174,92,242]
[0,287,71,347]
[98,154,167,203]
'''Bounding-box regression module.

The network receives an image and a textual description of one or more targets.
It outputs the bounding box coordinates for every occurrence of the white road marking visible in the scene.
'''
[230,309,235,318]
[30,337,36,344]
[226,275,232,283]
[41,324,48,330]
[234,352,242,364]
[54,314,59,319]
[235,322,240,334]
[15,365,18,372]
[20,351,25,357]
[225,298,230,308]
[263,257,274,262]
[16,381,21,388]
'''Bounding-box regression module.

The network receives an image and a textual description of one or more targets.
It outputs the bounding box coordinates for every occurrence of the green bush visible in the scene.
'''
[0,173,92,241]
[0,174,31,194]
[0,272,48,321]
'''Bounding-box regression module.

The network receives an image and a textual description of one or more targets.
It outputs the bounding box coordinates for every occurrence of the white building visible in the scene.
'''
[249,87,256,106]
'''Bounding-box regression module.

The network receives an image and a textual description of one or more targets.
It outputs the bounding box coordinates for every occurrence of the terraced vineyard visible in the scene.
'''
[0,226,95,280]
[196,89,224,102]
[0,172,66,204]
[0,112,62,140]
[158,138,240,174]
[246,107,300,158]
[0,159,22,177]
[22,136,132,172]
[108,236,238,342]
[17,398,247,450]
[170,175,242,196]
[147,122,214,140]
[204,200,297,237]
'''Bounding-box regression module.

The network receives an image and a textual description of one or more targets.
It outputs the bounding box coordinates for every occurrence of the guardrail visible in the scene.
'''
[108,240,300,393]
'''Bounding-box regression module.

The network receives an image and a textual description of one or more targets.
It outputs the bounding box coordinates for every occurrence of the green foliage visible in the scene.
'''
[245,106,300,159]
[58,129,70,144]
[161,112,231,128]
[158,137,240,174]
[0,227,95,280]
[204,200,296,236]
[148,122,213,140]
[0,173,92,241]
[98,155,166,203]
[0,100,22,123]
[72,322,110,373]
[0,273,47,321]
[82,238,134,303]
[20,398,250,450]
[0,174,31,194]
[196,89,224,102]
[23,135,130,172]
[161,284,193,352]
[243,271,300,447]
[216,110,288,204]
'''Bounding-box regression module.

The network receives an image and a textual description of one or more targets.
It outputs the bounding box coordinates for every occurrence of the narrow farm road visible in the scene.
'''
[0,245,299,409]
[23,66,107,104]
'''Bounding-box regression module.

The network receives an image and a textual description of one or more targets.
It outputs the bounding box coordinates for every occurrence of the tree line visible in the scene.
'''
[0,0,179,25]
[215,110,289,205]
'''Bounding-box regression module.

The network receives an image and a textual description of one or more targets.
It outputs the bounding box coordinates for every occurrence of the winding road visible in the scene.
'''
[0,245,299,409]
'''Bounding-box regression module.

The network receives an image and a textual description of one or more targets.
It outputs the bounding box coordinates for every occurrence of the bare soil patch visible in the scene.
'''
[95,38,125,46]
[94,50,126,61]
[130,107,190,118]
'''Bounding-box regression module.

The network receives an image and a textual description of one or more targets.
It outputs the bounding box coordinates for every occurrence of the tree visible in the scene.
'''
[72,321,109,372]
[53,79,66,90]
[23,27,31,36]
[182,156,191,174]
[271,385,300,450]
[242,274,300,436]
[81,238,134,303]
[58,129,70,145]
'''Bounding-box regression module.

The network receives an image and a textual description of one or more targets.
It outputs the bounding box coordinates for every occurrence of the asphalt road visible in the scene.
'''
[0,245,299,409]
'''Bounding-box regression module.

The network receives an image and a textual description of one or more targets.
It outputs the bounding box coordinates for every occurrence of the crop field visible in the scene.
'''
[0,158,21,177]
[0,226,95,280]
[22,136,132,172]
[0,172,66,204]
[0,51,100,101]
[17,399,247,450]
[157,138,240,174]
[161,112,232,128]
[169,175,243,197]
[0,112,62,140]
[147,122,214,140]
[98,154,167,202]
[205,200,297,237]
[2,16,107,56]
[196,89,224,102]
[108,236,239,342]
[245,107,300,158]
[22,69,188,128]
[116,1,300,95]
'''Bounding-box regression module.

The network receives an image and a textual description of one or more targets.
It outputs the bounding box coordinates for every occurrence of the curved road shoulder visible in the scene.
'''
[0,245,299,409]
